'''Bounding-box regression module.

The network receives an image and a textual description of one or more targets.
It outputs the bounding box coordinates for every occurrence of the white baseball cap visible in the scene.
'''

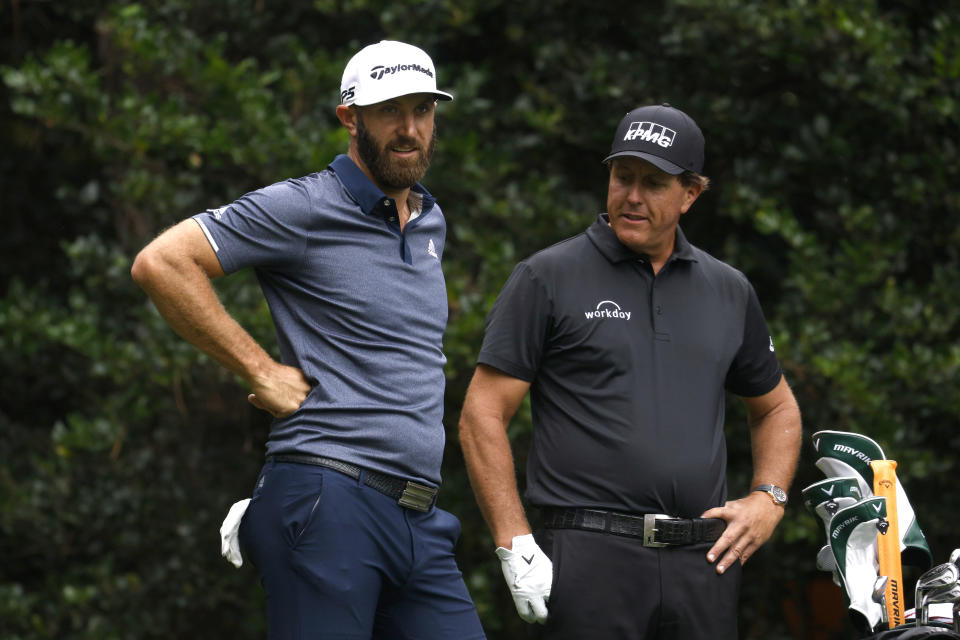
[340,40,454,106]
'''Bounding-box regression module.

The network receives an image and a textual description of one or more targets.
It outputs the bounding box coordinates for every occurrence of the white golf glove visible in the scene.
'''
[495,534,553,624]
[219,498,251,568]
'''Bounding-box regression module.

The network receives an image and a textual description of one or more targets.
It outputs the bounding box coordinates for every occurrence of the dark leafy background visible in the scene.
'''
[1,1,958,638]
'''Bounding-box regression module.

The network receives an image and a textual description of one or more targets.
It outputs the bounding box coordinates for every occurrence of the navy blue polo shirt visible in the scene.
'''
[477,214,782,517]
[192,154,449,486]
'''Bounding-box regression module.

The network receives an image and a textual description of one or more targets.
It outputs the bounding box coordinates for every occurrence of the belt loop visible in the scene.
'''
[691,517,702,542]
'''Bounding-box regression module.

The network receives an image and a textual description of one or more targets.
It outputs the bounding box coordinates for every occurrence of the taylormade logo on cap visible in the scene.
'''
[340,40,454,107]
[369,63,434,80]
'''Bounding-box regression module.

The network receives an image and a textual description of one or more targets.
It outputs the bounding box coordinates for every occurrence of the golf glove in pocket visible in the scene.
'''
[219,498,251,568]
[496,534,552,624]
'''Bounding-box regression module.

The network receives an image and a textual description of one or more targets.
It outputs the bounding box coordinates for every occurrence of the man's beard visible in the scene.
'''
[356,114,436,191]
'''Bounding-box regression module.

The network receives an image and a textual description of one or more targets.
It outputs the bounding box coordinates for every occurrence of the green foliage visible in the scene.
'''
[2,1,959,638]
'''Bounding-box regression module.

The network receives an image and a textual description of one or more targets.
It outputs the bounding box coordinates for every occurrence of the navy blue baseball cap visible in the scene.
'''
[603,103,704,174]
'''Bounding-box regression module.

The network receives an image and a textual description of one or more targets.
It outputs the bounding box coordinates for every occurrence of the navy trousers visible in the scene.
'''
[238,459,486,640]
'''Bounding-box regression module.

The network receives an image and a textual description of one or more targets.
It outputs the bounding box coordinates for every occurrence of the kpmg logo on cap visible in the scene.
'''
[624,121,676,148]
[369,62,434,80]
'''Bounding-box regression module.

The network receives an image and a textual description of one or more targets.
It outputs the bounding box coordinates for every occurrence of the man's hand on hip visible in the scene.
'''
[247,363,312,418]
[495,533,553,624]
[701,492,784,574]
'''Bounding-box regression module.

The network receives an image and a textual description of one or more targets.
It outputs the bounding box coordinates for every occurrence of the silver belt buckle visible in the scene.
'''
[398,481,436,512]
[643,514,674,548]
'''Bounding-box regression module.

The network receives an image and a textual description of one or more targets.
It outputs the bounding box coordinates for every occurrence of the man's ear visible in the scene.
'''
[680,183,704,214]
[336,104,358,135]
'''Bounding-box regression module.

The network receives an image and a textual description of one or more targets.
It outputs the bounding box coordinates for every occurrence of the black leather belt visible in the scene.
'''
[541,507,726,547]
[269,454,438,512]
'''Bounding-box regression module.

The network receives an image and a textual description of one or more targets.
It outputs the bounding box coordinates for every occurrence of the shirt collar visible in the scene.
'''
[328,154,437,219]
[587,214,698,264]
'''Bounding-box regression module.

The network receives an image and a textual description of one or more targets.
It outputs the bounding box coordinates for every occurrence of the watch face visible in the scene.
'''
[771,486,788,504]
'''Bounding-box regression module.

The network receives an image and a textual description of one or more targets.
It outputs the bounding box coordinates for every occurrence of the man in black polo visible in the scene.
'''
[458,104,802,639]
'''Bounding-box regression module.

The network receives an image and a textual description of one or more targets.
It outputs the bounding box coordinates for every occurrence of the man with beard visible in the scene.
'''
[131,40,486,639]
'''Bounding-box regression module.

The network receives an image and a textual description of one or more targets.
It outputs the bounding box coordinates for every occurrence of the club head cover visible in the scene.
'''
[803,477,862,586]
[803,476,863,540]
[813,430,932,569]
[829,496,888,635]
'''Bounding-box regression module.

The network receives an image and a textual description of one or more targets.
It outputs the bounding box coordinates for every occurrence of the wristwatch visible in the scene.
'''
[753,484,788,506]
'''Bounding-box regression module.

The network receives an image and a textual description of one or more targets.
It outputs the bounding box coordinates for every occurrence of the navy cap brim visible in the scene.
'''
[602,150,685,175]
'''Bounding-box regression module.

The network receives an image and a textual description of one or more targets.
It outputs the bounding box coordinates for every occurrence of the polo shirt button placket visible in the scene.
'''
[382,199,397,223]
[651,283,669,341]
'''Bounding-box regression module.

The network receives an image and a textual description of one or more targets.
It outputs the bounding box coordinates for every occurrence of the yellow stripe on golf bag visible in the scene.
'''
[871,459,903,628]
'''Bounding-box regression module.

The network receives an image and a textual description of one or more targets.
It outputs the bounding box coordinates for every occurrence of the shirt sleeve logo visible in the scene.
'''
[584,300,632,321]
[206,205,228,220]
[427,238,439,259]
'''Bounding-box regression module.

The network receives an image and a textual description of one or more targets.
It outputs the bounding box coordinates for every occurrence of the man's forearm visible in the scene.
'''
[132,220,312,418]
[460,417,532,548]
[748,377,802,490]
[134,252,274,384]
[131,218,280,386]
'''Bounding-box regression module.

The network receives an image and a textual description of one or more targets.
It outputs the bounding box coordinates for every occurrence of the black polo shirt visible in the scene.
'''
[477,214,782,517]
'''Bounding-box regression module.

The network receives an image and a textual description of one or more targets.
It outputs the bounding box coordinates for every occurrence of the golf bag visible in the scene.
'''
[862,626,960,639]
[804,429,937,637]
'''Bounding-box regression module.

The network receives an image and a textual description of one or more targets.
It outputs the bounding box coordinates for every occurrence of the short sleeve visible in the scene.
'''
[476,262,552,382]
[191,178,313,274]
[724,283,783,397]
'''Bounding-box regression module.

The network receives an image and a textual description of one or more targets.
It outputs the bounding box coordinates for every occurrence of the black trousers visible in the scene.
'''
[533,527,741,640]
